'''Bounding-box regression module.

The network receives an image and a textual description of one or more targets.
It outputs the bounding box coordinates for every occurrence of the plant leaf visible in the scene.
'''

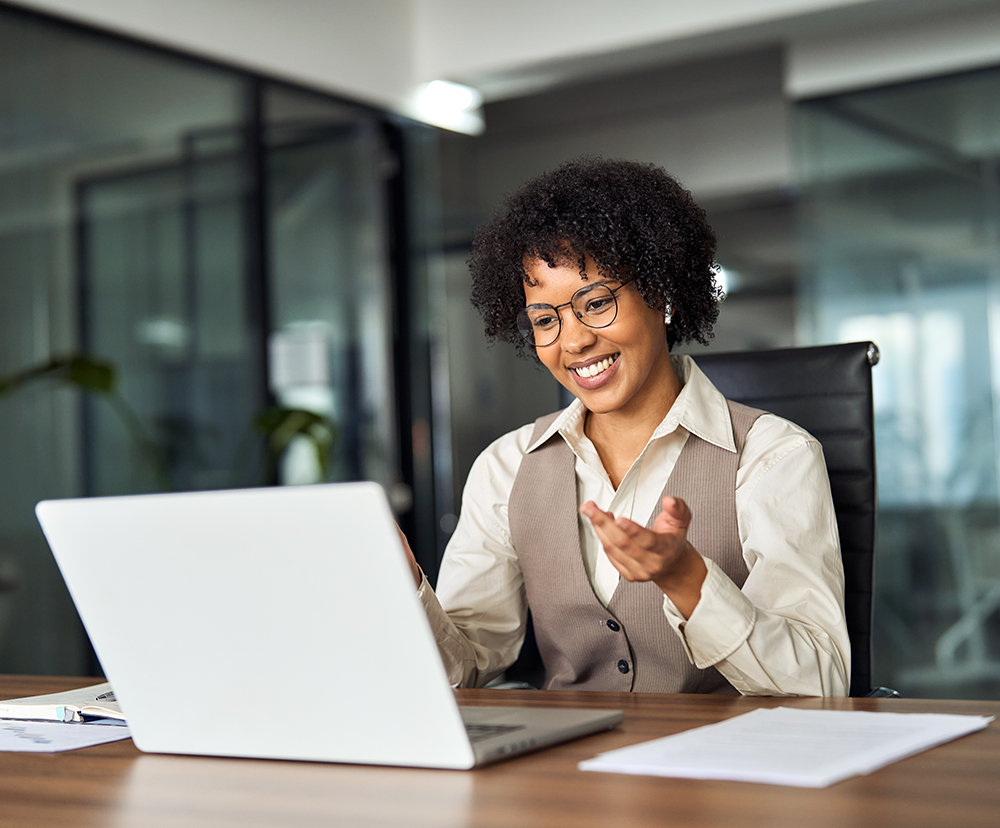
[0,354,117,396]
[253,406,337,480]
[65,356,116,394]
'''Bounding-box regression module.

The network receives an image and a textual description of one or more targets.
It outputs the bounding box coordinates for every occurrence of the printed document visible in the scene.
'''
[579,707,993,787]
[0,719,131,753]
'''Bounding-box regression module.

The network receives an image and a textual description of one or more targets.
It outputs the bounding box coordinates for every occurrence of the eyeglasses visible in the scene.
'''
[516,282,626,347]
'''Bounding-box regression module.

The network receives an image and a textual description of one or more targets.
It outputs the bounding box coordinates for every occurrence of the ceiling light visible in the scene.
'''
[409,80,484,135]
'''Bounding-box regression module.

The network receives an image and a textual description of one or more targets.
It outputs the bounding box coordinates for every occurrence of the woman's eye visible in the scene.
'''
[532,314,558,329]
[585,297,614,314]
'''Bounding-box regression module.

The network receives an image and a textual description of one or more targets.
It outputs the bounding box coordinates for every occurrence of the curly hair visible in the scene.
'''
[469,157,721,357]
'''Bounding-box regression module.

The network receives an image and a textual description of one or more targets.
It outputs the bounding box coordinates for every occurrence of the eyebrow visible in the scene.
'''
[523,279,620,307]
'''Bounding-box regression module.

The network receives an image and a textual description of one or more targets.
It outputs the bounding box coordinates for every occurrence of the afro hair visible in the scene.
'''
[469,157,721,358]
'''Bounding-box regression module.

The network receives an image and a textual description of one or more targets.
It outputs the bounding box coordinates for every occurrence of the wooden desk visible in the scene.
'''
[2,675,998,828]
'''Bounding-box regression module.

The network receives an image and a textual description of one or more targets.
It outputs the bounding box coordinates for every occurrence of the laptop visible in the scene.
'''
[35,482,622,768]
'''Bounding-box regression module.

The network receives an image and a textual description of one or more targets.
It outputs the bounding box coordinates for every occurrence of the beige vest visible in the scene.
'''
[508,401,762,693]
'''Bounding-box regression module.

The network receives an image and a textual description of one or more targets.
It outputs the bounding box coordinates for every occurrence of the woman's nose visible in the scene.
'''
[559,310,597,352]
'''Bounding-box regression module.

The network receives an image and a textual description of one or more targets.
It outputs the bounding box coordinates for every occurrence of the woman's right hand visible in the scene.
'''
[396,524,422,589]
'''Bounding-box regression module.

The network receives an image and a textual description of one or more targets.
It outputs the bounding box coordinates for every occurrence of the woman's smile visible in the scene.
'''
[570,353,620,385]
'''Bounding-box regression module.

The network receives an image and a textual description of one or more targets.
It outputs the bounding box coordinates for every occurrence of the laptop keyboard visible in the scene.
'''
[465,723,526,743]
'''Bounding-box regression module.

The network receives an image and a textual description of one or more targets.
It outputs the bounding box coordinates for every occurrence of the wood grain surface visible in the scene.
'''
[2,675,998,828]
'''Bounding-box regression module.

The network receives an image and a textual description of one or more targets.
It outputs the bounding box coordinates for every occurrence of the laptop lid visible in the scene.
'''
[36,483,620,769]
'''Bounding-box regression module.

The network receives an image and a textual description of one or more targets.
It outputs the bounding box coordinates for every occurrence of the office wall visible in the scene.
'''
[465,51,790,208]
[11,0,1000,113]
[788,2,1000,98]
[413,0,875,83]
[3,0,415,110]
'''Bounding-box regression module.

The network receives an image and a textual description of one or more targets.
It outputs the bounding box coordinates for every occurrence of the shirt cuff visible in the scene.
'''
[416,566,444,619]
[662,557,756,669]
[415,567,473,687]
[416,566,447,630]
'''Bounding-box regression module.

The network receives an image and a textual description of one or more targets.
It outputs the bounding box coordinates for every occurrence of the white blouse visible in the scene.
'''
[418,355,851,696]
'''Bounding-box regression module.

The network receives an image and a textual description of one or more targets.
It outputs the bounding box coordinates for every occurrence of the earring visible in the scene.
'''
[664,304,672,326]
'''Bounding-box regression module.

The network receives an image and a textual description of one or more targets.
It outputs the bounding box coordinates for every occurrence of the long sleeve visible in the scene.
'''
[418,427,534,688]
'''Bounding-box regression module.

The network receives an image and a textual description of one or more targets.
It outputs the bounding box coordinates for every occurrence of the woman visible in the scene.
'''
[403,157,850,697]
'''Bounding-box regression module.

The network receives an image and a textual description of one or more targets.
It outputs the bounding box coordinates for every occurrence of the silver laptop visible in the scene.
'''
[35,482,622,768]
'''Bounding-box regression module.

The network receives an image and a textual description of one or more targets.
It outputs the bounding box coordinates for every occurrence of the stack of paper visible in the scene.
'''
[0,682,124,724]
[0,683,132,753]
[579,707,993,787]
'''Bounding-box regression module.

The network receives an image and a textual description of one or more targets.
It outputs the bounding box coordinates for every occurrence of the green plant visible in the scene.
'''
[253,406,337,485]
[0,355,172,490]
[1,354,338,491]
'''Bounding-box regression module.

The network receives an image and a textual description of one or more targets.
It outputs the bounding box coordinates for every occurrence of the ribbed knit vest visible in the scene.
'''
[508,401,762,693]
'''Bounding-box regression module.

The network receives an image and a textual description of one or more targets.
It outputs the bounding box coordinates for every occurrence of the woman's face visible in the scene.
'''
[522,254,673,420]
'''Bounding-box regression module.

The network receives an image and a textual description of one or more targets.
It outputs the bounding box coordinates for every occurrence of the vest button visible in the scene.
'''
[606,619,620,632]
[617,659,630,674]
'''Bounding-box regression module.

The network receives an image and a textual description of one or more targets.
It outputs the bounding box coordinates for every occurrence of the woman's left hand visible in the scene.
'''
[580,495,708,618]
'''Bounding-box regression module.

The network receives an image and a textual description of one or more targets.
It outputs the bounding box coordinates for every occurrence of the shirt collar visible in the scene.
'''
[526,398,586,453]
[525,354,736,455]
[660,354,737,453]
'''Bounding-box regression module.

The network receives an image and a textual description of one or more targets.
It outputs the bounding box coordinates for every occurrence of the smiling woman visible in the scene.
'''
[400,157,851,699]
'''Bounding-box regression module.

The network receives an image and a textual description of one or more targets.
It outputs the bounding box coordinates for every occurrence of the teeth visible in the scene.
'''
[574,355,617,378]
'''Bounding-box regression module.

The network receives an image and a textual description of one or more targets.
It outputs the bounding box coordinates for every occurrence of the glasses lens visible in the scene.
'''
[517,306,560,346]
[573,284,618,329]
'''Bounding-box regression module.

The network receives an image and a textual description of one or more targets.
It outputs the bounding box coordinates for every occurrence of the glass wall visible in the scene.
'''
[264,88,398,491]
[796,67,1000,698]
[78,114,253,496]
[0,7,433,674]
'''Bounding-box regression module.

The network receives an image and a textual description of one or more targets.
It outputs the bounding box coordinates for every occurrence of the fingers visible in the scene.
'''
[581,497,706,614]
[653,496,691,531]
[580,497,692,583]
[395,523,422,588]
[580,501,666,580]
[580,502,653,553]
[582,499,688,549]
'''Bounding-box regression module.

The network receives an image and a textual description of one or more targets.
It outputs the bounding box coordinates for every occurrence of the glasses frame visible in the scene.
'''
[516,282,627,347]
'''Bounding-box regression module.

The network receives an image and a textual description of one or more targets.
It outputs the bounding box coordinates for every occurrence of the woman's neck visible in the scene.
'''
[584,357,683,490]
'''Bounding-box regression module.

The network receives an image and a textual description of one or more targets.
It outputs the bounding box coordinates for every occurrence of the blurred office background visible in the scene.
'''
[1,0,999,699]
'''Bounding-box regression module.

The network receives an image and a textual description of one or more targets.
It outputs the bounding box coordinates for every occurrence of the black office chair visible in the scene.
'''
[696,341,884,697]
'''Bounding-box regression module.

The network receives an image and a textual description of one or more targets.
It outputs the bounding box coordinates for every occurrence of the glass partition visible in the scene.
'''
[796,67,1000,698]
[0,10,257,672]
[0,7,423,675]
[78,121,254,496]
[263,87,398,492]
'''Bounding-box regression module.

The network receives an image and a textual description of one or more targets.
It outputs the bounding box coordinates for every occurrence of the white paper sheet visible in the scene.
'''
[0,719,132,753]
[0,681,124,724]
[579,707,993,787]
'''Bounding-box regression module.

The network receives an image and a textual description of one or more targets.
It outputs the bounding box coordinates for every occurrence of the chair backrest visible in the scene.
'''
[695,341,879,697]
